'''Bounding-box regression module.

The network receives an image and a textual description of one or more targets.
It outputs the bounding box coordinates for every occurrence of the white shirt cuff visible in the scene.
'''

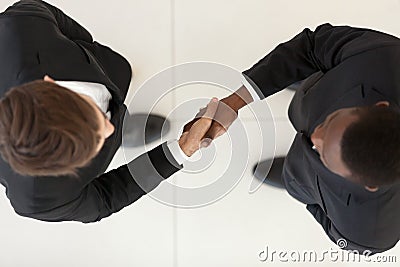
[166,139,189,165]
[241,74,261,101]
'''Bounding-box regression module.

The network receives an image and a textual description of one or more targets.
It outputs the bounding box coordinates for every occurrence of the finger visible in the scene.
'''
[183,119,197,133]
[200,137,213,148]
[215,129,226,138]
[187,98,219,141]
[202,97,219,120]
[194,107,207,119]
[209,126,226,140]
[212,101,238,130]
[182,106,207,133]
[201,124,226,147]
[201,122,219,146]
[203,121,220,140]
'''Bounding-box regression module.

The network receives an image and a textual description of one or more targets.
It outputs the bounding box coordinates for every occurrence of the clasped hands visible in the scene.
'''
[178,93,245,157]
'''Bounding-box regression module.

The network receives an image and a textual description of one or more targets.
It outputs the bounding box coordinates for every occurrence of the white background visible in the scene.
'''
[0,0,399,266]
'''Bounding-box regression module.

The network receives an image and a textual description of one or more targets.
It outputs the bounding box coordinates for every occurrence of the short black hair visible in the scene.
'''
[341,105,400,187]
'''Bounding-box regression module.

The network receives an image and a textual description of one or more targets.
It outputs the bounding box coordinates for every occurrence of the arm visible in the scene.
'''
[242,23,399,99]
[23,142,180,223]
[188,24,400,140]
[5,0,92,42]
[26,99,219,222]
[76,142,180,222]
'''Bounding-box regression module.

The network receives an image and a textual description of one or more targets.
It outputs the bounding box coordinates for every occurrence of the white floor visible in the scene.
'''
[0,0,400,266]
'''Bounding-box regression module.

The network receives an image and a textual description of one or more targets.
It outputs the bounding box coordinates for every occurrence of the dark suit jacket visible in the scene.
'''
[0,0,182,222]
[244,23,400,253]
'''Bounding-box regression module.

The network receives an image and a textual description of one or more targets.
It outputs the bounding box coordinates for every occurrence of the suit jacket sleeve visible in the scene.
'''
[243,23,400,98]
[306,204,387,254]
[27,142,182,223]
[5,0,93,42]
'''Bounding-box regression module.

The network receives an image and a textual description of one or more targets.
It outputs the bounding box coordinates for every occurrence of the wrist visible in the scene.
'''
[223,93,247,113]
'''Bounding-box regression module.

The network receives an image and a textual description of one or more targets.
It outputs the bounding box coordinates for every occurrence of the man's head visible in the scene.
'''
[0,77,114,177]
[310,101,400,191]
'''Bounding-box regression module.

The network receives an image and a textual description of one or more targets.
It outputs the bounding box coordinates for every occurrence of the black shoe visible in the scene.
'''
[122,113,170,147]
[253,157,286,189]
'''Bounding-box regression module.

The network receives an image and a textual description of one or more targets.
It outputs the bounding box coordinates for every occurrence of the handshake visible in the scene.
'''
[178,86,252,157]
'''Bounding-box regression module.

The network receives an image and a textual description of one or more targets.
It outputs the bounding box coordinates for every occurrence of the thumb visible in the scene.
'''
[188,98,219,141]
[200,137,212,148]
[202,97,219,120]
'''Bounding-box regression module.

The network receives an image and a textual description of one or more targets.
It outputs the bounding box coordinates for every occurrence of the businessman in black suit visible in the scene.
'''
[0,0,218,223]
[185,23,400,253]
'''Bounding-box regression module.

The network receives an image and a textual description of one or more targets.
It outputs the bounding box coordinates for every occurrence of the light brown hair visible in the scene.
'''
[0,80,101,177]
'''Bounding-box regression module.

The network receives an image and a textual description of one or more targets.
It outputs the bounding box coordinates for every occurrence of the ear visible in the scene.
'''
[43,75,55,83]
[364,186,379,192]
[375,101,389,107]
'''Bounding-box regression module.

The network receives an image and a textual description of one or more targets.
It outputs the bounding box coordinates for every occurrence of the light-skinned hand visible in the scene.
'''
[179,98,219,156]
